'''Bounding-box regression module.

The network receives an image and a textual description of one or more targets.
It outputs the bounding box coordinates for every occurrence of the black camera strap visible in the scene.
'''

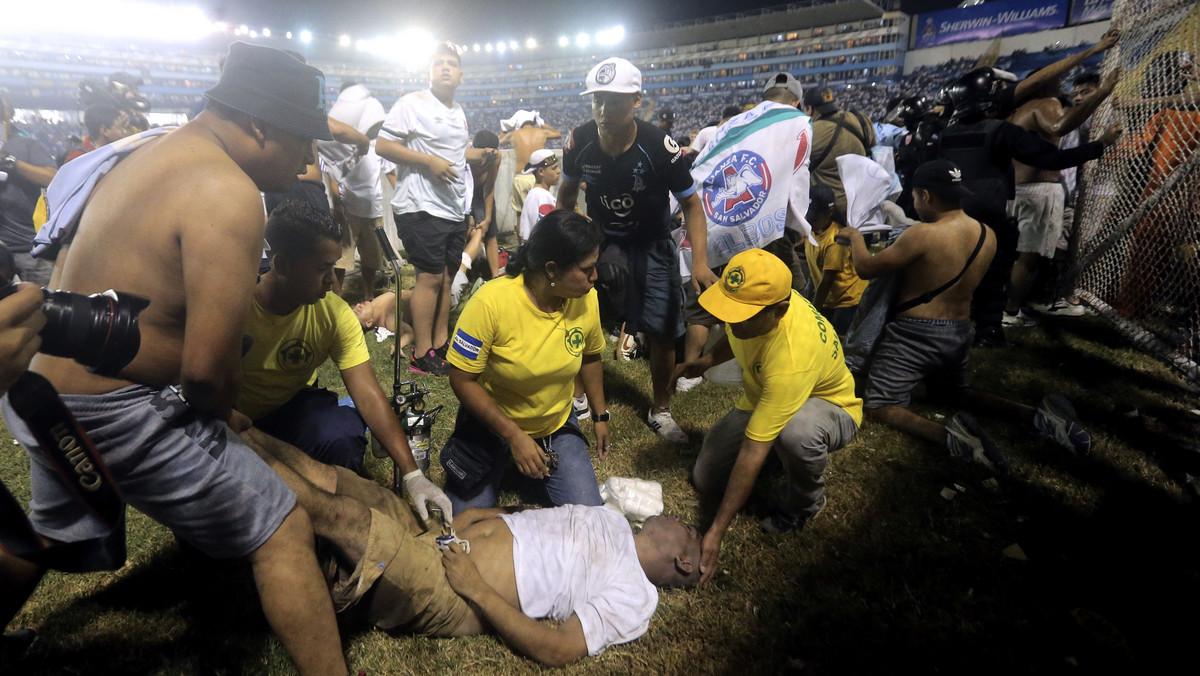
[0,372,126,571]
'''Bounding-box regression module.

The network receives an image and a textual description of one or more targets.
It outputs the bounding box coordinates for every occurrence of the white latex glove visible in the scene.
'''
[450,270,470,307]
[402,470,453,523]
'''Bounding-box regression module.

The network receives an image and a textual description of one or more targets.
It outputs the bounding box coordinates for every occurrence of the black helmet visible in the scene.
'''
[946,67,1018,122]
[885,95,932,130]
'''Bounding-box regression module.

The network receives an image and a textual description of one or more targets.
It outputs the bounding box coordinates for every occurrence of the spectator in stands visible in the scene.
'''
[658,108,676,134]
[805,184,865,335]
[0,42,348,674]
[500,111,561,227]
[688,105,742,155]
[803,84,876,215]
[518,149,560,245]
[61,104,132,164]
[0,90,57,286]
[245,431,702,667]
[675,249,861,579]
[839,161,1092,472]
[1003,67,1119,327]
[237,202,451,534]
[937,67,1122,348]
[320,82,388,299]
[377,42,494,377]
[558,57,718,443]
[442,211,609,512]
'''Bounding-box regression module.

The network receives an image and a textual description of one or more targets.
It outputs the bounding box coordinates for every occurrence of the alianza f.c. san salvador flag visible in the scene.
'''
[690,101,813,267]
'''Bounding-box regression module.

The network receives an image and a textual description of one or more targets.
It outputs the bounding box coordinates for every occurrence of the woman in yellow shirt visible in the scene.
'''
[442,211,610,511]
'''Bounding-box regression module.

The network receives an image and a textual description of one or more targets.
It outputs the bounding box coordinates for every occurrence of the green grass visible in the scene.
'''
[3,293,1199,674]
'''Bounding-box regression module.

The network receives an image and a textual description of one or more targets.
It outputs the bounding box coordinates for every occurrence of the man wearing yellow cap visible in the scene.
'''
[674,249,861,582]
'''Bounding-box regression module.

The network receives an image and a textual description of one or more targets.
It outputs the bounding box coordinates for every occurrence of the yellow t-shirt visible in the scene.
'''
[237,294,371,420]
[447,274,605,438]
[804,221,868,309]
[730,290,862,441]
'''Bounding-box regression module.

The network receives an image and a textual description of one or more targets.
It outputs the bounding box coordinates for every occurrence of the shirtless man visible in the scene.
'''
[838,160,1093,471]
[0,43,348,675]
[500,114,561,223]
[354,289,414,355]
[1003,67,1118,325]
[243,428,702,667]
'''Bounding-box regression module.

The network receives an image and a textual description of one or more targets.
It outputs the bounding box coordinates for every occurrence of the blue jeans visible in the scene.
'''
[254,388,368,473]
[440,407,603,513]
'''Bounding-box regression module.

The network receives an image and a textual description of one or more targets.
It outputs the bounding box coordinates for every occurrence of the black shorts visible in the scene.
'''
[394,211,467,274]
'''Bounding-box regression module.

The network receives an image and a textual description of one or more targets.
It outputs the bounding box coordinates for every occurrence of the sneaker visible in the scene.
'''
[409,349,449,377]
[573,394,591,421]
[946,412,1011,474]
[647,408,688,443]
[1029,299,1085,317]
[433,343,449,361]
[1033,394,1093,456]
[1002,310,1039,327]
[760,496,825,534]
[676,375,703,392]
[972,326,1009,349]
[0,629,36,671]
[616,324,639,361]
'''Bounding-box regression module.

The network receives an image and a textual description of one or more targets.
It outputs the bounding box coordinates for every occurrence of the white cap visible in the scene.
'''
[522,148,558,174]
[581,57,642,95]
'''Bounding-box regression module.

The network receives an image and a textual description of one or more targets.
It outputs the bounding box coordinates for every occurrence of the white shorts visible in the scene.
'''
[1010,182,1065,258]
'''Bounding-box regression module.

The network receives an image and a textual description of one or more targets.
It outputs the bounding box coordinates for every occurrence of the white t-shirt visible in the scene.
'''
[499,504,658,656]
[690,125,717,154]
[518,185,556,242]
[329,147,384,219]
[379,89,470,221]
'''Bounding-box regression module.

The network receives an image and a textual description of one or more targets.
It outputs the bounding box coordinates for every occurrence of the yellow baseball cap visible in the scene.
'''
[698,249,792,323]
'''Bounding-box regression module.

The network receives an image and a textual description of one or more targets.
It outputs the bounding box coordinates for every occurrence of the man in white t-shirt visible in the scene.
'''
[246,431,702,666]
[688,105,742,155]
[377,42,495,377]
[518,148,560,244]
[319,82,387,298]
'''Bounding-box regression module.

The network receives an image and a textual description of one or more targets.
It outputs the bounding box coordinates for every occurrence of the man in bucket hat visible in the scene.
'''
[0,42,349,674]
[673,249,861,582]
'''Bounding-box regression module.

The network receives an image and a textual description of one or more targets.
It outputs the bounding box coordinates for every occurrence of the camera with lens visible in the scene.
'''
[0,279,150,377]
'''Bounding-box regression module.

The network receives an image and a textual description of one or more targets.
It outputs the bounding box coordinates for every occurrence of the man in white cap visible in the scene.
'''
[558,57,718,443]
[500,110,561,225]
[673,249,861,582]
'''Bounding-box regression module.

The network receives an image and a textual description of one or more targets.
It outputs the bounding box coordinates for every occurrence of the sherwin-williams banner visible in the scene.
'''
[1069,0,1115,25]
[914,0,1070,48]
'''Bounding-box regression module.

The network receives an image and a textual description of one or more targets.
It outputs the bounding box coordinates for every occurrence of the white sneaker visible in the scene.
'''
[647,409,688,443]
[1002,310,1039,327]
[676,376,703,392]
[615,325,639,361]
[573,394,590,421]
[1029,299,1085,317]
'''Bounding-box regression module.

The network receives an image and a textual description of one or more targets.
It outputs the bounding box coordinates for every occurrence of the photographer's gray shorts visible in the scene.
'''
[1,385,296,559]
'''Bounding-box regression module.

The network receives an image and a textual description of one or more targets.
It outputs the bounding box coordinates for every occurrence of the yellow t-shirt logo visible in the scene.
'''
[565,327,586,357]
[277,338,316,372]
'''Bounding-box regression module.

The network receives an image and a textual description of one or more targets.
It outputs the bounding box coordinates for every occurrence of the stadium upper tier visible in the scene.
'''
[0,5,907,114]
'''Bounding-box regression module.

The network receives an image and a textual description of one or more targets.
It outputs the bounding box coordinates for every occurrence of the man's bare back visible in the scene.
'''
[33,116,311,410]
[503,125,561,166]
[895,212,995,321]
[1010,97,1064,183]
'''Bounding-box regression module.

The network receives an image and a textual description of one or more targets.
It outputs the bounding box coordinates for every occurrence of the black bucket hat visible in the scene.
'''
[205,42,332,141]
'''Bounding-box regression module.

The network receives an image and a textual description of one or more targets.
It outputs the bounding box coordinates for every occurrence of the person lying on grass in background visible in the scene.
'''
[242,428,702,667]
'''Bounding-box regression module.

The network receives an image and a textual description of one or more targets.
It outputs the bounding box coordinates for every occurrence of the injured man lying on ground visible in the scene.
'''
[242,428,702,667]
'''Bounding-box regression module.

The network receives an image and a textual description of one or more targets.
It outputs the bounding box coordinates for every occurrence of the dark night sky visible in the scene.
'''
[196,1,963,44]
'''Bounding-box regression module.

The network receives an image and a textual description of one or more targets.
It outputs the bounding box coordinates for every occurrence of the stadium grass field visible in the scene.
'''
[3,280,1198,674]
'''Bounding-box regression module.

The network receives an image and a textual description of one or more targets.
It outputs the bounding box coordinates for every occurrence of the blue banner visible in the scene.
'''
[1069,0,1114,25]
[914,0,1070,49]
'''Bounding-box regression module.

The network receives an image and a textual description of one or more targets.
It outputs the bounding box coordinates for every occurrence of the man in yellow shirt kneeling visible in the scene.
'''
[674,249,862,583]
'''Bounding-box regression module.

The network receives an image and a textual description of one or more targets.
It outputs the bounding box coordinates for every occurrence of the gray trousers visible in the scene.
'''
[692,399,858,518]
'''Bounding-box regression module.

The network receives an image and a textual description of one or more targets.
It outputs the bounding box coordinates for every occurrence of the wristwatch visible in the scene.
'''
[592,410,611,422]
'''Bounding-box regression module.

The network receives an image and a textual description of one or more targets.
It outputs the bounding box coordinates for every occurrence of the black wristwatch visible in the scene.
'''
[592,410,610,423]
